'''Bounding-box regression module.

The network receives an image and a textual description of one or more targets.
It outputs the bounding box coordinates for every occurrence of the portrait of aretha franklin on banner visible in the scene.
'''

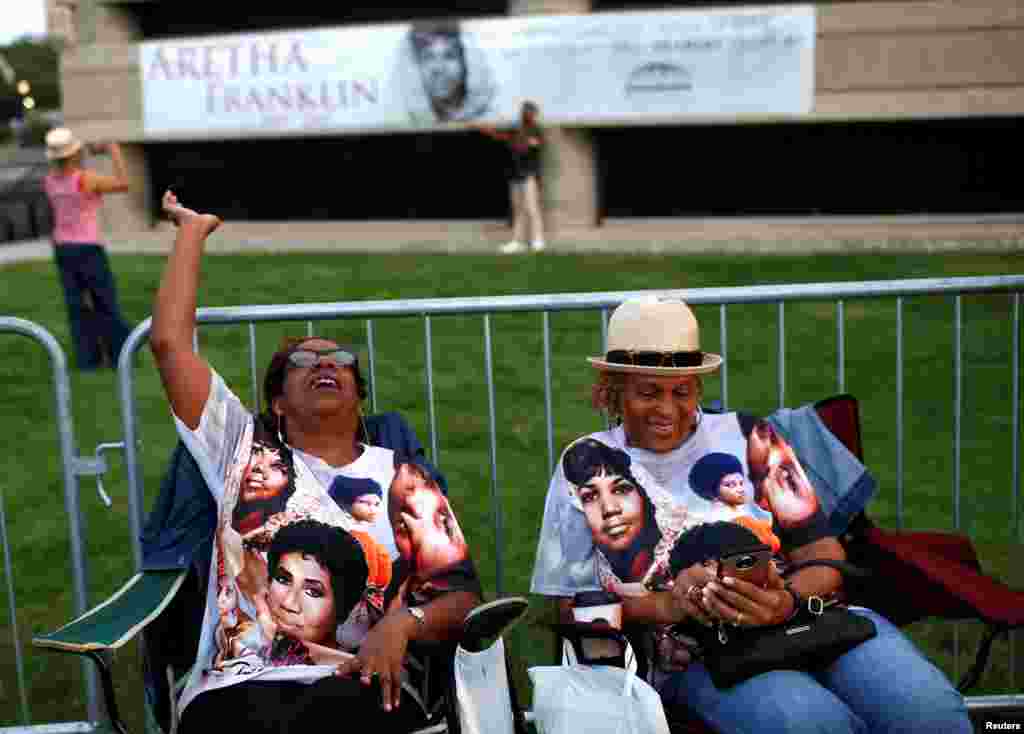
[394,21,496,126]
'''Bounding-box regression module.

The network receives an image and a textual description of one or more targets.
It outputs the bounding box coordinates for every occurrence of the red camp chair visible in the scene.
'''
[817,395,1024,693]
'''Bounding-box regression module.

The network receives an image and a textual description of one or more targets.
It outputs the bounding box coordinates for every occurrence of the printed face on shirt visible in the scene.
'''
[240,442,290,503]
[349,493,382,523]
[747,421,820,528]
[275,338,361,425]
[267,551,338,647]
[717,472,746,506]
[416,36,466,107]
[217,578,238,622]
[389,463,468,578]
[620,374,701,453]
[575,469,646,553]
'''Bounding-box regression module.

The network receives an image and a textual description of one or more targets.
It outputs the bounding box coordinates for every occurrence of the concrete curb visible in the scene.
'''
[3,216,1024,268]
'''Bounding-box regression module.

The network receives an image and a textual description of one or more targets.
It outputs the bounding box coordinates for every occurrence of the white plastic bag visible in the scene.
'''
[528,664,670,734]
[454,637,517,734]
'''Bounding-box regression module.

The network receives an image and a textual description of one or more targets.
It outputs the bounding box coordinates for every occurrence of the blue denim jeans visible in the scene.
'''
[656,608,971,734]
[53,243,132,369]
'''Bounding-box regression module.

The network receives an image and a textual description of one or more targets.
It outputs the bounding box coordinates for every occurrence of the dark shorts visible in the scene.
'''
[179,676,428,734]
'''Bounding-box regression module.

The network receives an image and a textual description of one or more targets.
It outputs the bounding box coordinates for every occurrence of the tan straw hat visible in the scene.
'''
[587,296,723,376]
[45,127,83,161]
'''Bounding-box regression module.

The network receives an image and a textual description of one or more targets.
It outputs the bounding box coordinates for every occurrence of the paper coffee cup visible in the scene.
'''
[572,590,623,629]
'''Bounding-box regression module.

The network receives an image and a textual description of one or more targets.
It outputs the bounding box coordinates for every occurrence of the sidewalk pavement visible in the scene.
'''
[3,212,1024,269]
[0,237,52,266]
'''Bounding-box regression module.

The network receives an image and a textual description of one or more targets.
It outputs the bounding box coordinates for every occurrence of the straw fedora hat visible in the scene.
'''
[45,127,83,161]
[587,296,723,376]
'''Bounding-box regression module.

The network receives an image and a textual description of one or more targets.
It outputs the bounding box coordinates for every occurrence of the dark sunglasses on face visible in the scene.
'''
[286,348,357,369]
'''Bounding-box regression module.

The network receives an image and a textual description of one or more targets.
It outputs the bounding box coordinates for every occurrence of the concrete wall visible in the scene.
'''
[813,0,1024,120]
[56,0,1024,243]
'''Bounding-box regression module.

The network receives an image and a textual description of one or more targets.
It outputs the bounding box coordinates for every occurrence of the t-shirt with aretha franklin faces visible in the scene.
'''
[530,410,830,600]
[174,370,478,714]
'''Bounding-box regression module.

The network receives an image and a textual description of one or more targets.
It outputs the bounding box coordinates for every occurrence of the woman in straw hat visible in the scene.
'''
[43,128,133,369]
[531,296,970,733]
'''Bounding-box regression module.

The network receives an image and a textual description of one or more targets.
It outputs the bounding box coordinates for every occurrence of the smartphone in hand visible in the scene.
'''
[717,548,773,588]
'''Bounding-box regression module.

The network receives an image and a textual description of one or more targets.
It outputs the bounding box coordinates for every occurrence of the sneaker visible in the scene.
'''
[499,240,526,254]
[531,239,546,252]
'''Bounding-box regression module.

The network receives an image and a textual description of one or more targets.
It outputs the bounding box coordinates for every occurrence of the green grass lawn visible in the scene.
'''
[1,245,1022,729]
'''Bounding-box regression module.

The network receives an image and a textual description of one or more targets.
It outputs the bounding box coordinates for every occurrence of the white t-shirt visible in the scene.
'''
[530,412,828,599]
[175,370,476,713]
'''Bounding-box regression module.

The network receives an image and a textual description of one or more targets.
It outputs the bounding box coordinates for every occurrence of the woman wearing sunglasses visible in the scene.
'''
[151,191,481,734]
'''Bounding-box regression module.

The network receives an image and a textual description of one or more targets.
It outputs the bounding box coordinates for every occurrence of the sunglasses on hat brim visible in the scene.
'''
[605,349,704,369]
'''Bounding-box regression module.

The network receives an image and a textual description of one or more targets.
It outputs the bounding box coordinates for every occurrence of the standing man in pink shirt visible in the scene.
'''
[43,127,134,369]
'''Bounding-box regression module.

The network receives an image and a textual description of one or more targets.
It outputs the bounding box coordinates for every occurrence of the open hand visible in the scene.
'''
[161,189,222,234]
[336,608,416,712]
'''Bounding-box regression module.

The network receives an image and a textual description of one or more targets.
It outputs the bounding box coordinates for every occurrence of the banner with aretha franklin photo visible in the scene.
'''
[139,6,815,139]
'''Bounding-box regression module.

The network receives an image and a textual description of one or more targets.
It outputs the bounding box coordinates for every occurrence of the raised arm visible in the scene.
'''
[81,142,131,194]
[150,190,222,429]
[472,123,513,142]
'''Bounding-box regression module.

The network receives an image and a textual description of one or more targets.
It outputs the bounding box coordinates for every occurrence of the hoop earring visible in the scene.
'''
[277,414,287,446]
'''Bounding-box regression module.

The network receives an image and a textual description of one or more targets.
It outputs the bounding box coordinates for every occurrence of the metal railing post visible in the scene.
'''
[1,317,100,722]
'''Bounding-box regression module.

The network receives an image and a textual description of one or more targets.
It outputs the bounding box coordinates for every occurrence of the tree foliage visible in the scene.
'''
[0,37,62,114]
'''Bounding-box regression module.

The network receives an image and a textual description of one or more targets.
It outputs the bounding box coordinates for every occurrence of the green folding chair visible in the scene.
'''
[33,569,188,734]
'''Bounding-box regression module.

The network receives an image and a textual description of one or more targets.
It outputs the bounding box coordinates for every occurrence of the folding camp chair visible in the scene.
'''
[33,569,188,734]
[452,597,531,734]
[813,395,1024,694]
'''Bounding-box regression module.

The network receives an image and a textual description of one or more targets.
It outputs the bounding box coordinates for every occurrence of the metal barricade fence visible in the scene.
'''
[0,317,101,731]
[114,275,1022,713]
[2,274,1022,731]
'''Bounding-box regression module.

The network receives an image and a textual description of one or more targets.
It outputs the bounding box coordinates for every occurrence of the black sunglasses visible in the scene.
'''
[605,349,703,368]
[287,348,357,369]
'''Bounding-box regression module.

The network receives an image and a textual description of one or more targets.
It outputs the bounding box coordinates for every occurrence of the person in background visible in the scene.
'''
[43,127,133,370]
[476,100,546,254]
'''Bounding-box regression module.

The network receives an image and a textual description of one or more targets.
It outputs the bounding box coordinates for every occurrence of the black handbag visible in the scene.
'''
[698,560,877,689]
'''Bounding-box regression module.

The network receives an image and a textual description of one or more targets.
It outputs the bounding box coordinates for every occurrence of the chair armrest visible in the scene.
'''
[33,569,187,652]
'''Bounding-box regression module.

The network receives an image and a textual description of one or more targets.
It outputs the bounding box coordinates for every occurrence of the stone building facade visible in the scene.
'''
[51,0,1024,246]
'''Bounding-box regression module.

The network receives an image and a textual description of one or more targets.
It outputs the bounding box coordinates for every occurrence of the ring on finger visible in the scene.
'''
[686,584,703,604]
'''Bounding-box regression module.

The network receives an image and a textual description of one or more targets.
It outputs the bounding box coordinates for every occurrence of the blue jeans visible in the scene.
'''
[53,243,133,369]
[657,608,971,734]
